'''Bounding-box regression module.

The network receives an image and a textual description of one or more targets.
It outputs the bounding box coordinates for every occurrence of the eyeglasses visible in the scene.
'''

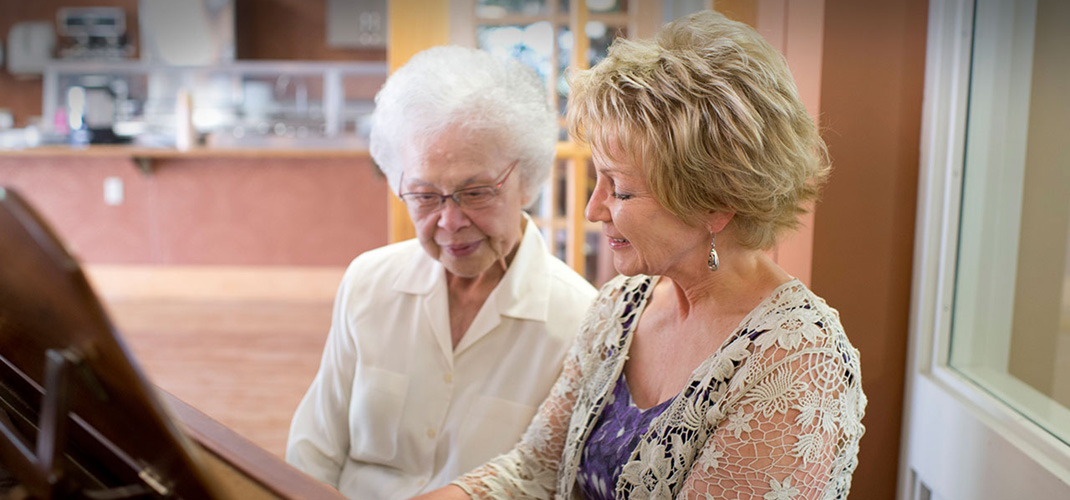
[398,160,519,215]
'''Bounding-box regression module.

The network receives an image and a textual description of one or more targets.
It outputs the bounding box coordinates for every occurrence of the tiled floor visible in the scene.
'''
[104,298,334,459]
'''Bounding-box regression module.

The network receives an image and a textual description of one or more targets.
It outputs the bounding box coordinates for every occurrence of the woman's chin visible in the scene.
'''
[611,258,644,277]
[441,253,496,279]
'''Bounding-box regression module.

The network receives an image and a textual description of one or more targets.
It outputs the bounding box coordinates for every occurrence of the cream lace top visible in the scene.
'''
[454,275,866,500]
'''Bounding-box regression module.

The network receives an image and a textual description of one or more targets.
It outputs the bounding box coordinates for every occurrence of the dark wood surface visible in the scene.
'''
[0,186,227,498]
[162,392,347,500]
[0,185,351,499]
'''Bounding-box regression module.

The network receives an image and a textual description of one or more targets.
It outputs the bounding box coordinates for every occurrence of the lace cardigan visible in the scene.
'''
[454,275,866,500]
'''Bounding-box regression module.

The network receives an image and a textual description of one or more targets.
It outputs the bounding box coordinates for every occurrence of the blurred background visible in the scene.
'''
[2,1,1068,499]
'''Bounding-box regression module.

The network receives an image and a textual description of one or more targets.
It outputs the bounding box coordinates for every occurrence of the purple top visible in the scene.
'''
[576,372,676,500]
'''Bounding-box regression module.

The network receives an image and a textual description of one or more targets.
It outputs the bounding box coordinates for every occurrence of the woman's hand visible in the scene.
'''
[411,484,471,500]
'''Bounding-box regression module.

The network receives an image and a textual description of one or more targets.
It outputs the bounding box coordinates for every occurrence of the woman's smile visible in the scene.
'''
[605,234,630,249]
[440,240,483,257]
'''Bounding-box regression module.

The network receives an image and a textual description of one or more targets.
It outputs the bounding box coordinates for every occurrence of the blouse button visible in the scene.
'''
[443,373,453,383]
[427,428,437,439]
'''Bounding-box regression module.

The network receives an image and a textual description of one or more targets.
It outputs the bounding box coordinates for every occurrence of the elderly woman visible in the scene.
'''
[418,11,866,500]
[286,46,597,499]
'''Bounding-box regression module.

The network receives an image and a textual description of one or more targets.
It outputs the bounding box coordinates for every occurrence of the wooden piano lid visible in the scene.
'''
[0,186,228,499]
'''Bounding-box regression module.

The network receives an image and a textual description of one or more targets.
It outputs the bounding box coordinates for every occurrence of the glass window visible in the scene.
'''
[475,0,629,116]
[554,23,624,114]
[562,0,627,14]
[476,0,550,17]
[477,22,556,82]
[949,0,1070,446]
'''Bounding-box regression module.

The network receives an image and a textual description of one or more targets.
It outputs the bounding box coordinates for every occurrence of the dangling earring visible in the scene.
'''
[707,233,719,272]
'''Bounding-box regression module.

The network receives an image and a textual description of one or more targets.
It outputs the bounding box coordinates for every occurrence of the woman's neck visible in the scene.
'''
[658,245,791,323]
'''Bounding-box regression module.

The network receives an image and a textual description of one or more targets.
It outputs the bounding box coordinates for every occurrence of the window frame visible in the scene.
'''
[898,0,1070,497]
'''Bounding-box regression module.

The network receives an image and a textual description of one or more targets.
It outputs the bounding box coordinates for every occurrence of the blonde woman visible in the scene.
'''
[418,11,865,500]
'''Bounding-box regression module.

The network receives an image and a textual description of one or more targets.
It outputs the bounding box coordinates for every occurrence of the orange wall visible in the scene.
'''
[752,0,826,287]
[0,157,388,266]
[812,0,928,498]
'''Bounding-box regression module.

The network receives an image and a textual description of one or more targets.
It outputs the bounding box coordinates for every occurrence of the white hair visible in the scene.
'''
[369,46,558,202]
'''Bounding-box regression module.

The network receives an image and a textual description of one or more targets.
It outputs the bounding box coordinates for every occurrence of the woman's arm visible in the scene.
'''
[411,484,472,500]
[285,271,360,486]
[678,348,860,500]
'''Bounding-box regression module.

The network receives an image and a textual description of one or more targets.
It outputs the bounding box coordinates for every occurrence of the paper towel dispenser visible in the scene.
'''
[138,0,235,65]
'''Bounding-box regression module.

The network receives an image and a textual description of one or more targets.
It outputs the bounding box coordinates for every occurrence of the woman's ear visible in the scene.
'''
[706,211,735,233]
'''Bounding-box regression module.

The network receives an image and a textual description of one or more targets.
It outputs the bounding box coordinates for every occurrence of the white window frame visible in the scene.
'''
[898,0,1070,498]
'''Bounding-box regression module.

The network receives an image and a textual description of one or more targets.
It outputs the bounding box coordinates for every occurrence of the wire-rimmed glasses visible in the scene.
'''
[398,160,519,215]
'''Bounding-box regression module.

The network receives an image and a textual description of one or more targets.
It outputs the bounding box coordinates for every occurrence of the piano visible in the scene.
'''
[0,186,347,499]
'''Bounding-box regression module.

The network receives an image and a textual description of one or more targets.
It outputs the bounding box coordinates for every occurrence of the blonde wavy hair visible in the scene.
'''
[567,10,830,250]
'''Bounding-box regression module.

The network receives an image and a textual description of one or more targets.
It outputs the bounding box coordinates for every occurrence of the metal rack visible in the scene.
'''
[40,60,387,149]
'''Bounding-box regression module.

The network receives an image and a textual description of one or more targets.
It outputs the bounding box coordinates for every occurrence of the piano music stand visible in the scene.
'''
[0,187,229,499]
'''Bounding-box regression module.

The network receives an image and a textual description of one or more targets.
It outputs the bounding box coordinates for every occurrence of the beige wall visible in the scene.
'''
[1008,0,1070,400]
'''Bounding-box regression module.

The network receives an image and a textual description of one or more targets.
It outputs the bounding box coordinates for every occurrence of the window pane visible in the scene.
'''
[555,23,624,113]
[476,0,548,17]
[950,0,1070,446]
[477,22,555,83]
[560,0,628,14]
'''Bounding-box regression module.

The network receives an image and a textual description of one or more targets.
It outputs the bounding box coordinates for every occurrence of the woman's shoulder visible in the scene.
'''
[741,279,857,361]
[719,280,864,418]
[542,254,598,301]
[580,275,654,321]
[348,239,424,269]
[778,280,843,329]
[339,239,429,293]
[574,275,655,347]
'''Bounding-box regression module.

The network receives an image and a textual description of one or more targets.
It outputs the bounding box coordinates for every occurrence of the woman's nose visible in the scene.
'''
[437,198,471,231]
[585,184,609,223]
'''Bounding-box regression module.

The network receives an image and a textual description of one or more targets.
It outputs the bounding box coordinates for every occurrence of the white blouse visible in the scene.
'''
[286,219,597,500]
